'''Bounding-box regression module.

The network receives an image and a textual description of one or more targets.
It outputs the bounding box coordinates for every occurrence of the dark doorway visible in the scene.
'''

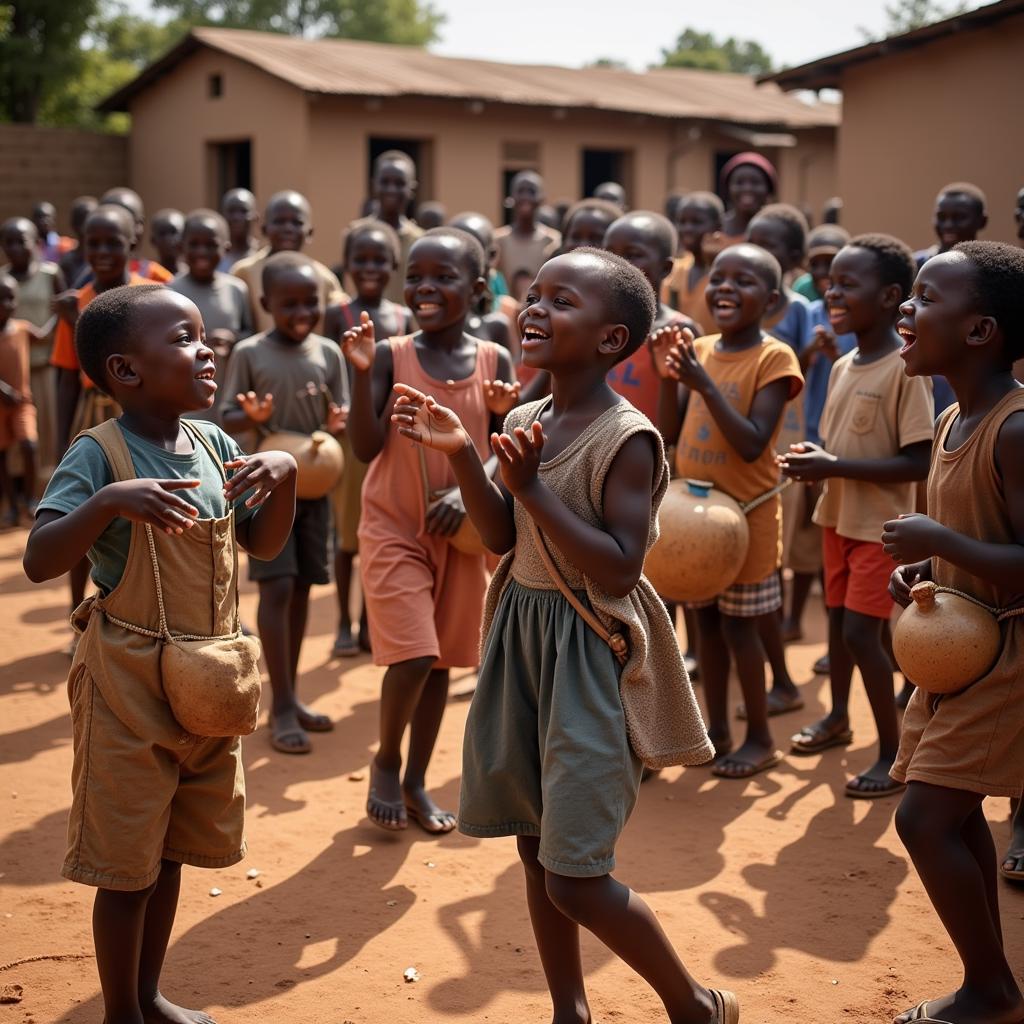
[208,140,252,206]
[581,148,629,200]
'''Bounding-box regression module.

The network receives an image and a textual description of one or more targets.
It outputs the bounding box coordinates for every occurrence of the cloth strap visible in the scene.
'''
[930,584,1024,623]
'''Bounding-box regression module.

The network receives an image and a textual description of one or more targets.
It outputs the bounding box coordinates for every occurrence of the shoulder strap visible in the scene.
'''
[527,520,628,666]
[74,419,136,482]
[181,420,228,483]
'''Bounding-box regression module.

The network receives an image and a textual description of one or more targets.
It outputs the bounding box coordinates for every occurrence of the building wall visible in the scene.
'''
[0,124,129,233]
[838,14,1024,248]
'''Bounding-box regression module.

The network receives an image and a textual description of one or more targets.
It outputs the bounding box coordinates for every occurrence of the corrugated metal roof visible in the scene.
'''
[99,27,839,128]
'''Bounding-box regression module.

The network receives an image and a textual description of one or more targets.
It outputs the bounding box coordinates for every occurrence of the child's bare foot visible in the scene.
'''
[845,758,904,800]
[295,701,333,733]
[895,986,1024,1024]
[367,758,407,831]
[402,782,456,834]
[142,992,217,1024]
[1001,798,1024,880]
[269,708,311,754]
[711,740,779,779]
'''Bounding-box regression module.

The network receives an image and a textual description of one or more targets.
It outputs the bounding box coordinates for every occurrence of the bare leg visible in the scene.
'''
[782,571,815,641]
[792,607,854,753]
[1002,795,1024,877]
[757,608,801,711]
[137,860,216,1024]
[20,440,37,510]
[681,605,699,677]
[544,872,716,1024]
[0,451,13,525]
[332,549,359,656]
[517,837,591,1024]
[285,582,327,731]
[402,667,455,831]
[894,784,1024,1024]
[692,605,731,757]
[93,883,153,1024]
[258,576,307,752]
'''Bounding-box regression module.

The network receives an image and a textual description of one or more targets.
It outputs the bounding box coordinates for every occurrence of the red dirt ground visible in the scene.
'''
[1,523,1022,1023]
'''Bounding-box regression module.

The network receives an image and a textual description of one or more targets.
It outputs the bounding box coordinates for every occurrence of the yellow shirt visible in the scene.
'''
[814,348,935,543]
[676,334,803,584]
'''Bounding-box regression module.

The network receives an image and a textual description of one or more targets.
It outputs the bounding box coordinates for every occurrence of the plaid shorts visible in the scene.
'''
[686,572,782,618]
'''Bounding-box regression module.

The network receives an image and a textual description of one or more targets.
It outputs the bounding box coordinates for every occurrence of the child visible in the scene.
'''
[416,200,446,230]
[342,227,515,832]
[322,221,414,658]
[222,253,348,755]
[218,187,260,272]
[342,150,424,304]
[31,201,74,263]
[100,188,175,284]
[657,244,803,778]
[559,198,622,254]
[447,213,514,353]
[914,181,988,269]
[449,210,512,307]
[58,196,98,289]
[150,208,185,276]
[719,152,777,244]
[664,191,725,324]
[494,170,562,282]
[0,273,40,523]
[780,234,933,799]
[232,190,346,335]
[593,179,627,210]
[390,247,733,1023]
[793,225,851,302]
[24,283,297,1024]
[884,241,1024,1024]
[1,217,66,472]
[169,209,253,422]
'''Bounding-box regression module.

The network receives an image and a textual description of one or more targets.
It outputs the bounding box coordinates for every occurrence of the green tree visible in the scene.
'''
[658,29,774,75]
[587,57,628,70]
[862,0,969,38]
[151,0,444,43]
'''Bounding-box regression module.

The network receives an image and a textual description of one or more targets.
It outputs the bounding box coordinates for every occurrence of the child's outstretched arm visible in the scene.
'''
[226,451,297,560]
[342,310,395,463]
[779,440,931,484]
[665,326,790,463]
[882,411,1024,593]
[492,423,656,599]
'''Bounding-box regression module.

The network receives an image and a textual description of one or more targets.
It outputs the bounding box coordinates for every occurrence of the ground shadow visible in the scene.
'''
[0,649,71,695]
[0,711,70,767]
[0,807,70,886]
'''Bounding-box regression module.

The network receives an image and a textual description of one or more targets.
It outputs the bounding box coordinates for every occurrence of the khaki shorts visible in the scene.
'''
[63,661,246,891]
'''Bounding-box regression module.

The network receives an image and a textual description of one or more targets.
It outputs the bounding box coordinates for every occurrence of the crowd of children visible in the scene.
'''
[10,150,1024,1024]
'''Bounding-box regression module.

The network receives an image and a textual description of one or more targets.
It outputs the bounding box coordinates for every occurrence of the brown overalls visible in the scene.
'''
[63,419,246,892]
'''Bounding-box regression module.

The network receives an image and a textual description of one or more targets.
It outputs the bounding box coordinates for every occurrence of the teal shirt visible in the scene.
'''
[38,420,256,595]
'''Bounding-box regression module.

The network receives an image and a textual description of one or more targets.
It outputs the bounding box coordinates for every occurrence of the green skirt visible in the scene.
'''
[458,580,643,877]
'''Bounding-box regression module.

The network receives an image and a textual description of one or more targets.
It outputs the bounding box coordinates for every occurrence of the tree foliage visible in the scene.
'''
[863,0,969,38]
[658,29,774,75]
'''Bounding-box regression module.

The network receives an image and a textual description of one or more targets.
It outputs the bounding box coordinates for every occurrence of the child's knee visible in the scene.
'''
[258,576,294,605]
[516,836,544,880]
[841,612,883,659]
[544,872,599,924]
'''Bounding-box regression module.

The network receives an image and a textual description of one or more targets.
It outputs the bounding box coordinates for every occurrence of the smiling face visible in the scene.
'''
[676,201,719,256]
[182,219,226,282]
[563,208,616,253]
[374,160,415,219]
[84,212,132,287]
[222,189,257,244]
[728,166,771,217]
[517,252,628,371]
[705,246,778,334]
[824,246,895,335]
[151,211,184,263]
[509,173,543,220]
[0,219,37,273]
[346,231,394,302]
[934,193,986,250]
[263,197,311,253]
[808,252,837,297]
[404,236,480,331]
[263,266,321,342]
[603,219,672,291]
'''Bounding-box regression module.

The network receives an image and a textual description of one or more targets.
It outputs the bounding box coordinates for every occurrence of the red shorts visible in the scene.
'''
[822,527,893,620]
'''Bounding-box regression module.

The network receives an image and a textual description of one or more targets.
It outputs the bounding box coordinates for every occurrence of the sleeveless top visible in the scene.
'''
[929,389,1024,611]
[484,398,714,768]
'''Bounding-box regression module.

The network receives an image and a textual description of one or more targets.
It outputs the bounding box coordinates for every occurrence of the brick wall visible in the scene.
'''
[0,124,129,233]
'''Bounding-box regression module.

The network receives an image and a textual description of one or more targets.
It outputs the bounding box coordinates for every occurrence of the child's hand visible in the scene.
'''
[809,325,839,362]
[425,487,466,537]
[223,452,297,508]
[483,379,521,416]
[236,390,274,424]
[665,328,712,394]
[391,383,470,456]
[491,422,545,496]
[777,441,837,482]
[326,402,348,435]
[341,310,375,371]
[889,559,932,607]
[649,324,685,379]
[881,513,945,564]
[103,478,201,535]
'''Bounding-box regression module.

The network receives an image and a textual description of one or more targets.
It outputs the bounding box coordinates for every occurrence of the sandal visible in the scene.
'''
[790,721,852,756]
[269,723,311,755]
[711,750,780,779]
[999,856,1024,882]
[404,803,457,834]
[844,774,905,800]
[710,988,740,1024]
[296,708,333,733]
[331,631,360,658]
[812,653,830,675]
[736,689,805,720]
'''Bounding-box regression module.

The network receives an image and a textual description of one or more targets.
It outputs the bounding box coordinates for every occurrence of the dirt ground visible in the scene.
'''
[2,521,1023,1024]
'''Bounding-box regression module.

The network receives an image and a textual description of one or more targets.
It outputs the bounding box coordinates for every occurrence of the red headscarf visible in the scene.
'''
[719,152,778,196]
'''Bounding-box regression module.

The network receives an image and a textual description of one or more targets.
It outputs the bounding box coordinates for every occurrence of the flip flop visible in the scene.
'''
[711,751,780,780]
[902,1000,949,1022]
[790,723,853,755]
[296,709,334,733]
[331,633,360,658]
[813,653,830,675]
[367,790,408,831]
[404,803,457,834]
[710,987,740,1024]
[844,775,906,800]
[269,725,311,755]
[999,858,1024,882]
[736,690,805,720]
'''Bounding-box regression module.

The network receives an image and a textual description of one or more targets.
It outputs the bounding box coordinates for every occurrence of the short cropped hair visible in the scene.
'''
[677,190,725,223]
[570,247,657,363]
[562,198,621,233]
[261,251,317,294]
[373,149,416,179]
[183,208,228,239]
[807,224,851,254]
[84,204,136,241]
[750,203,809,260]
[608,211,679,262]
[75,283,164,394]
[101,187,144,221]
[343,220,400,265]
[265,190,311,218]
[937,182,987,215]
[846,233,917,299]
[953,240,1024,360]
[418,226,486,280]
[715,243,783,292]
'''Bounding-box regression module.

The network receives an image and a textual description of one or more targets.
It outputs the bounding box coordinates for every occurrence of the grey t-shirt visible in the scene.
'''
[38,420,255,595]
[220,331,348,446]
[169,271,252,338]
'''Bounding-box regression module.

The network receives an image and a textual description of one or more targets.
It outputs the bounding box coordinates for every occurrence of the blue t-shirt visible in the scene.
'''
[768,291,812,354]
[805,300,857,444]
[38,420,255,594]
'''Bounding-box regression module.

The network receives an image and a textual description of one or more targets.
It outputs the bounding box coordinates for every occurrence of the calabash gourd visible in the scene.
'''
[644,479,749,603]
[892,581,1001,694]
[258,430,344,500]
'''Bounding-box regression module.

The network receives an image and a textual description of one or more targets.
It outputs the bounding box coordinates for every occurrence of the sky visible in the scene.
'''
[126,0,985,71]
